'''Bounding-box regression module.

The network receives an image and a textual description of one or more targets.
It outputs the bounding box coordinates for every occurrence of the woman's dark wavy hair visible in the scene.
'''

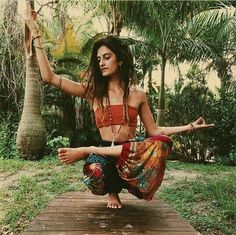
[85,35,135,107]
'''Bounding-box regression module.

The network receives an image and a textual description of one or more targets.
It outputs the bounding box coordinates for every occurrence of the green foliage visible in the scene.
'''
[0,0,24,114]
[46,136,70,156]
[0,114,18,159]
[166,64,214,162]
[209,91,236,165]
[74,98,101,147]
[165,64,236,165]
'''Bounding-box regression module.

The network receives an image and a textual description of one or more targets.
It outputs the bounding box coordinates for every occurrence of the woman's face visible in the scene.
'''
[97,45,120,77]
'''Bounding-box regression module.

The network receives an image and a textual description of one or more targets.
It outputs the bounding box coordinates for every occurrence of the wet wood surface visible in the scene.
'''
[22,192,201,235]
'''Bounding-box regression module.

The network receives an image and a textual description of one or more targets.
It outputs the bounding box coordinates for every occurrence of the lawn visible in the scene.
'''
[0,156,235,235]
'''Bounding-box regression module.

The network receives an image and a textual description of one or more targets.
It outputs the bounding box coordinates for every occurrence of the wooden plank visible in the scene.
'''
[23,232,201,235]
[47,200,173,209]
[43,206,178,213]
[36,213,180,221]
[25,220,195,231]
[22,192,201,235]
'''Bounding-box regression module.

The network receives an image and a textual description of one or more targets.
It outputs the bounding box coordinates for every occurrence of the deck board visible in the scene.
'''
[23,192,201,235]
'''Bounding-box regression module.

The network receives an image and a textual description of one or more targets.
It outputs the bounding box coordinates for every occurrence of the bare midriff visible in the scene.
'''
[99,125,136,143]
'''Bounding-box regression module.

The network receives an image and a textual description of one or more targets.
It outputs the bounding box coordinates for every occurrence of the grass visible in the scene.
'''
[160,162,236,235]
[0,157,235,235]
[0,156,87,234]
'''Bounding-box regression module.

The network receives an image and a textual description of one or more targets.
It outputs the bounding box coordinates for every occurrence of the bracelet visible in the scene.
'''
[189,123,195,133]
[32,35,41,41]
[57,76,62,89]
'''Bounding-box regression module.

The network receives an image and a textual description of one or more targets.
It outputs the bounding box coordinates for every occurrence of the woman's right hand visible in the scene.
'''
[24,1,39,37]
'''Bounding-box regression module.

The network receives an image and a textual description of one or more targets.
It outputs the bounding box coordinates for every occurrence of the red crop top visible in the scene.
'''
[94,104,138,128]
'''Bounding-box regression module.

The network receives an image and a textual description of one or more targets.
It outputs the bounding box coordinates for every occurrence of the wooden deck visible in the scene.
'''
[22,192,201,235]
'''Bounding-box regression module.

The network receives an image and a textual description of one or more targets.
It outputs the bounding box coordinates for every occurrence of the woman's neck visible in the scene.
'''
[108,77,124,93]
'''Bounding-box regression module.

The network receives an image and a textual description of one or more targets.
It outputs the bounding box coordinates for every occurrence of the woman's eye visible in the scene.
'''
[105,56,111,60]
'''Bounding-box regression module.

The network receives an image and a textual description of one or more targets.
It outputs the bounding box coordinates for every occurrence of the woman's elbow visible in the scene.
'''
[41,72,55,84]
[147,127,167,137]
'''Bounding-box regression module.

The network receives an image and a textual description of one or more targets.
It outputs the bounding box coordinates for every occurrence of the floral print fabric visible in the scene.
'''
[116,135,172,200]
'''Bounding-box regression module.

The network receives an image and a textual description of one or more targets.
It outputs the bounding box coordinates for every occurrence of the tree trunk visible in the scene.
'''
[61,92,76,145]
[16,55,46,160]
[16,0,46,160]
[111,3,122,36]
[214,56,232,93]
[156,55,166,126]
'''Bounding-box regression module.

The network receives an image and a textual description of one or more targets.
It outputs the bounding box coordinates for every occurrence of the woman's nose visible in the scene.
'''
[99,58,104,67]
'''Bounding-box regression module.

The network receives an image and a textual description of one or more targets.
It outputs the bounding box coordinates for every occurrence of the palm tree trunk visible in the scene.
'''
[156,55,166,126]
[16,55,46,160]
[16,0,46,160]
[214,56,232,93]
[111,3,122,36]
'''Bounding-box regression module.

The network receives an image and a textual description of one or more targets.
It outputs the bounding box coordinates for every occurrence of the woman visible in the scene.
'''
[24,4,214,209]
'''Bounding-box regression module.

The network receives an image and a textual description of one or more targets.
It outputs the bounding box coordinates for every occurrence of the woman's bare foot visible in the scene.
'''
[58,147,88,164]
[107,193,122,209]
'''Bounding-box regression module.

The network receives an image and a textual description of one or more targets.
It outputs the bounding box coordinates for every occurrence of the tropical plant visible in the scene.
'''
[0,0,24,114]
[16,0,46,160]
[37,2,103,147]
[0,113,18,159]
[166,64,214,162]
[209,90,236,165]
[182,4,236,92]
[107,1,236,126]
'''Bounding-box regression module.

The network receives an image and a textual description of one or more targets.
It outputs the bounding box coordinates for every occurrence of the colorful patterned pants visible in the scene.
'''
[83,135,173,200]
[83,141,127,195]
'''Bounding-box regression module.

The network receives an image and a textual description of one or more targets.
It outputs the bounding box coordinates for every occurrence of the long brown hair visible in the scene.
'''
[84,35,135,108]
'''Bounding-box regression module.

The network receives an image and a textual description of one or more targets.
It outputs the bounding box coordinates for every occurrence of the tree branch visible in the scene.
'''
[36,0,59,14]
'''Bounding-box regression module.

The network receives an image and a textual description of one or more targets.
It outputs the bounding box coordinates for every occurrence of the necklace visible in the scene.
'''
[107,97,124,146]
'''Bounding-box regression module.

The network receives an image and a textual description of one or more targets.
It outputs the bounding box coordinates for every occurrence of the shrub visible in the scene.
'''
[165,65,215,162]
[209,91,236,165]
[0,113,18,159]
[46,136,70,156]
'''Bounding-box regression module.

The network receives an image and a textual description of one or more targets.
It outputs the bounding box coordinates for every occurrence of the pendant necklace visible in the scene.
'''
[107,97,124,147]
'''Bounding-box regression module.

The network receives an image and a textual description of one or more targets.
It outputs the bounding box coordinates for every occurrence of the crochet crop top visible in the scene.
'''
[94,104,138,128]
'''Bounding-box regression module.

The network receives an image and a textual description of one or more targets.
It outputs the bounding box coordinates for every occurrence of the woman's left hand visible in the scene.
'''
[191,117,214,130]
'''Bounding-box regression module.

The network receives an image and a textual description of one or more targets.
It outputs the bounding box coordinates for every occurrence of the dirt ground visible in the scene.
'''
[0,166,199,190]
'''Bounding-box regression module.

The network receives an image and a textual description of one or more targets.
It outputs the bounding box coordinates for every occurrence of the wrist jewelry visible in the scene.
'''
[189,123,195,133]
[32,35,41,41]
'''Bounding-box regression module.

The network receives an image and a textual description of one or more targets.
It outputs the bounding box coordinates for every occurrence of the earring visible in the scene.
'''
[119,62,122,66]
[128,77,131,87]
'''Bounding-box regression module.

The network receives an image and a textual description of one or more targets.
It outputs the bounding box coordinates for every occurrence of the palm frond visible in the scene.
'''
[177,38,217,63]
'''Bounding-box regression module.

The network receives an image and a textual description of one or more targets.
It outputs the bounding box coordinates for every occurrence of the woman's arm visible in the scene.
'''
[24,3,86,97]
[58,145,122,164]
[138,91,214,136]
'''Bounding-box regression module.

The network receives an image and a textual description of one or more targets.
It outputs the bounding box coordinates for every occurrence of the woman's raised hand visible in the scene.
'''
[191,117,214,131]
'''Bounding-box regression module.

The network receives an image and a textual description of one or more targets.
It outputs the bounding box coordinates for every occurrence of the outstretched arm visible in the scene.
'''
[23,2,86,97]
[139,91,214,136]
[58,145,123,164]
